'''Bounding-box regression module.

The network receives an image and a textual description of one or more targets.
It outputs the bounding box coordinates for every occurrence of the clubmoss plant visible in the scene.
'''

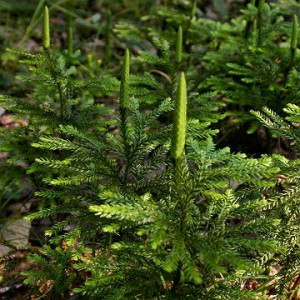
[199,1,300,153]
[0,6,118,215]
[22,245,77,299]
[4,2,300,299]
[73,67,280,298]
[252,104,300,298]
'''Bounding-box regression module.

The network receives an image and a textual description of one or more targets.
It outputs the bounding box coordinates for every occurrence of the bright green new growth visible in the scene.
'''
[171,72,187,160]
[43,6,50,49]
[119,49,130,109]
[291,14,298,51]
[176,26,182,64]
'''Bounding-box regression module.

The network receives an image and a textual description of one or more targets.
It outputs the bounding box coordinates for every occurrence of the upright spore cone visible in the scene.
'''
[291,14,298,51]
[258,0,265,14]
[43,6,50,49]
[171,72,187,160]
[190,0,197,20]
[67,17,74,55]
[120,49,130,109]
[176,26,183,64]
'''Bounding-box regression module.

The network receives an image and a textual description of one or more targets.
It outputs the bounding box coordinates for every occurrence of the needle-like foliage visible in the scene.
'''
[252,104,300,298]
[4,3,300,299]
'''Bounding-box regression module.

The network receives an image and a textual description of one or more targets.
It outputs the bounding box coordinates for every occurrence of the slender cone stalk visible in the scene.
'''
[43,6,50,50]
[291,14,298,51]
[176,26,183,65]
[171,72,187,160]
[120,49,130,109]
